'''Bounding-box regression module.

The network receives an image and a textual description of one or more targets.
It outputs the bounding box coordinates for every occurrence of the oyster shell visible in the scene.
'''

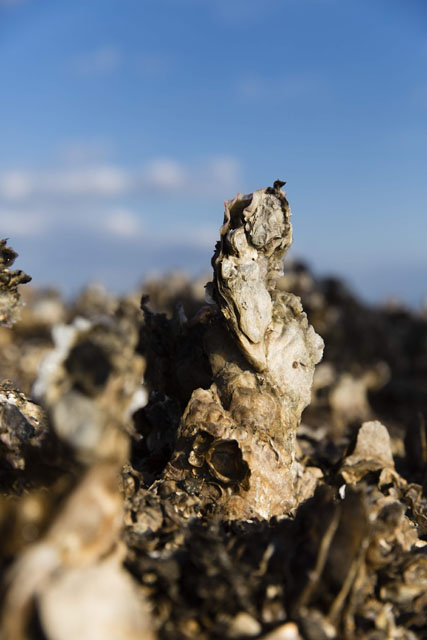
[0,379,48,470]
[0,239,31,327]
[164,182,324,519]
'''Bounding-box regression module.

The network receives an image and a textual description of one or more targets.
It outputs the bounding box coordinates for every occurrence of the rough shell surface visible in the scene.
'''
[164,183,324,519]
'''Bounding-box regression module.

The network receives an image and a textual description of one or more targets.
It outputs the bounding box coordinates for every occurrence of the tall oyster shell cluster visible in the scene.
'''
[164,181,324,518]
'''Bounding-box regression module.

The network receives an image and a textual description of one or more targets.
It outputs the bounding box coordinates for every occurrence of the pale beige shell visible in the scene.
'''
[165,182,324,519]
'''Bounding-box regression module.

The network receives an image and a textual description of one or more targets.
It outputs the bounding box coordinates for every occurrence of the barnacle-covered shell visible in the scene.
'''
[0,379,48,469]
[0,239,31,327]
[211,181,293,371]
[164,182,324,519]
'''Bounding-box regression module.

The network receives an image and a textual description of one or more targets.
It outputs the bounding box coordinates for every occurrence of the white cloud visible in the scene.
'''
[143,158,188,190]
[0,155,243,205]
[140,155,242,197]
[0,171,33,200]
[207,156,241,193]
[0,166,130,200]
[0,153,244,260]
[52,166,129,196]
[72,46,122,75]
[0,209,48,236]
[104,209,144,238]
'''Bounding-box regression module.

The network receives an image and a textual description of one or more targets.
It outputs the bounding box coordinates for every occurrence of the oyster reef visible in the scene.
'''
[1,183,427,640]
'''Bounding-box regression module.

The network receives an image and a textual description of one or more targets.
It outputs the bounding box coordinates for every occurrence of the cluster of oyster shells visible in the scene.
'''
[0,239,31,327]
[164,181,323,519]
[1,182,427,640]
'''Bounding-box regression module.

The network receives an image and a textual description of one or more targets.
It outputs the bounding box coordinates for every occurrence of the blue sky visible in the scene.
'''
[1,0,426,304]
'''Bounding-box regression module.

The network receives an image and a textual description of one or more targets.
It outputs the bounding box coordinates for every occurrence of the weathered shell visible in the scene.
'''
[164,182,324,519]
[33,307,147,464]
[0,379,48,469]
[0,239,31,327]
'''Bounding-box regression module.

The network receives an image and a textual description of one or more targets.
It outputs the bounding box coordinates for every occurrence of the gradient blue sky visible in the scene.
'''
[1,0,426,304]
